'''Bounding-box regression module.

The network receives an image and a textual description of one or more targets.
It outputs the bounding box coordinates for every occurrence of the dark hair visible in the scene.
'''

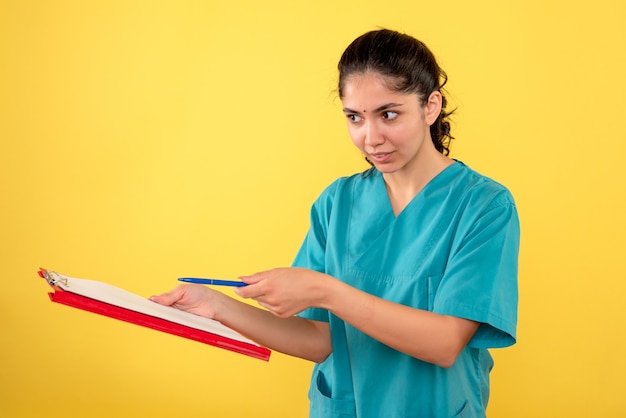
[338,29,454,156]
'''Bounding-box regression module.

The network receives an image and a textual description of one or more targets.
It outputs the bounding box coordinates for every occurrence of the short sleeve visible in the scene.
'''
[432,192,520,349]
[292,180,340,323]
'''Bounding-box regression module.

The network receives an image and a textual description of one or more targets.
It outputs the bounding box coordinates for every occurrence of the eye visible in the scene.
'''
[382,111,398,120]
[346,114,363,123]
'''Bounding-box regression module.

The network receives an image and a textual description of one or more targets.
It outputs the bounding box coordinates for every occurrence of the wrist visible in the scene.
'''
[315,273,339,311]
[208,290,230,322]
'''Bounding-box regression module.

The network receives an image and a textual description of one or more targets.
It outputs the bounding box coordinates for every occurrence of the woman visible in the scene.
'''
[151,29,519,418]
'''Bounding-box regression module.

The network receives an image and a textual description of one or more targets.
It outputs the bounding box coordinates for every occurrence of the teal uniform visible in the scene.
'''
[293,162,519,418]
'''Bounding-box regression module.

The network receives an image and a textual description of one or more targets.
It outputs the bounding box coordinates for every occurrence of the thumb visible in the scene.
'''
[149,288,180,306]
[238,271,266,285]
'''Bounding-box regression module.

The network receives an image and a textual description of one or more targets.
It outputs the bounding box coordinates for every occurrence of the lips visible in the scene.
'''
[368,152,393,164]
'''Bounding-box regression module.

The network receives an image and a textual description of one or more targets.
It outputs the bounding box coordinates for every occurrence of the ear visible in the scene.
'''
[424,91,443,126]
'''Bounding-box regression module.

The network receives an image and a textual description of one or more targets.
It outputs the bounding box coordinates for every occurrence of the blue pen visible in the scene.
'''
[178,277,248,287]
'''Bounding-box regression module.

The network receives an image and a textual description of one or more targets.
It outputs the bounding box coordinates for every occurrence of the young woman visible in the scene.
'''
[151,29,519,418]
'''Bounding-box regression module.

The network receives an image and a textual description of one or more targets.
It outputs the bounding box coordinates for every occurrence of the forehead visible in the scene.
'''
[341,72,417,109]
[342,71,397,93]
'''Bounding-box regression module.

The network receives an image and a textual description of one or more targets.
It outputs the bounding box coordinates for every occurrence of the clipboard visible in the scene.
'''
[38,268,271,361]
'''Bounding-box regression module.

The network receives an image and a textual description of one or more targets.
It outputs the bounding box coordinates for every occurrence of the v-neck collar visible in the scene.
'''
[375,160,463,219]
[345,161,466,273]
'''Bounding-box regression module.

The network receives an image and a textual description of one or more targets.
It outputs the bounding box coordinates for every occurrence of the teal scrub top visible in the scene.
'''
[292,162,520,418]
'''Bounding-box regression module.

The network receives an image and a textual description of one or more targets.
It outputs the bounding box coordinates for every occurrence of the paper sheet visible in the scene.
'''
[48,271,257,345]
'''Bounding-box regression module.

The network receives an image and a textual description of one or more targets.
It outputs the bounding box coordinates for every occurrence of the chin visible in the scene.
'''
[373,164,401,174]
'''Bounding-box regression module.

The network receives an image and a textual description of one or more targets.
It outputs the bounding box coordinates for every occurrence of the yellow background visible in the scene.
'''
[1,1,625,417]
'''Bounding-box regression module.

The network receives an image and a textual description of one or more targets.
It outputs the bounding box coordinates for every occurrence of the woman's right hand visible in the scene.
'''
[150,284,225,319]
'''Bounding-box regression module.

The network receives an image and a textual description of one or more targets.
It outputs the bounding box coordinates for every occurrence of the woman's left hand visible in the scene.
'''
[235,267,329,318]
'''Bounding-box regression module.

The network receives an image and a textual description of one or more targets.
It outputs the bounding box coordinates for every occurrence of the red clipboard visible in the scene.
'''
[39,268,271,361]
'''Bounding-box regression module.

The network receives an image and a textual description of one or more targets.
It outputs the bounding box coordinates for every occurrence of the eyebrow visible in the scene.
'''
[342,102,404,114]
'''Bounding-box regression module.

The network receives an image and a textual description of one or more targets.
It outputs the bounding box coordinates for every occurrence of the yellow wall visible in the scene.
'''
[2,1,625,417]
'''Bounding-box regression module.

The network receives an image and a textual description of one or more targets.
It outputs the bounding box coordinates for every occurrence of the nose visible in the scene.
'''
[364,121,385,148]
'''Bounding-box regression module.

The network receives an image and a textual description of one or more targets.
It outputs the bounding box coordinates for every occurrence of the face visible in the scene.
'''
[341,71,442,177]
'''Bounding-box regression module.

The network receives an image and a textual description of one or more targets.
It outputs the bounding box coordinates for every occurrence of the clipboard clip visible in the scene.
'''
[38,268,68,287]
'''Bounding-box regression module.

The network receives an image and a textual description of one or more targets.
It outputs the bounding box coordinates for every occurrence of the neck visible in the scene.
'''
[383,151,453,215]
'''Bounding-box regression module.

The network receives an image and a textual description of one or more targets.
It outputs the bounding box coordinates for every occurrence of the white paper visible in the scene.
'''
[48,271,257,345]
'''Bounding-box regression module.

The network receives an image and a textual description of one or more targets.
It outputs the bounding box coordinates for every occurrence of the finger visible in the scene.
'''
[234,282,264,299]
[257,300,293,318]
[149,294,170,305]
[149,286,183,306]
[238,271,267,285]
[256,300,277,314]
